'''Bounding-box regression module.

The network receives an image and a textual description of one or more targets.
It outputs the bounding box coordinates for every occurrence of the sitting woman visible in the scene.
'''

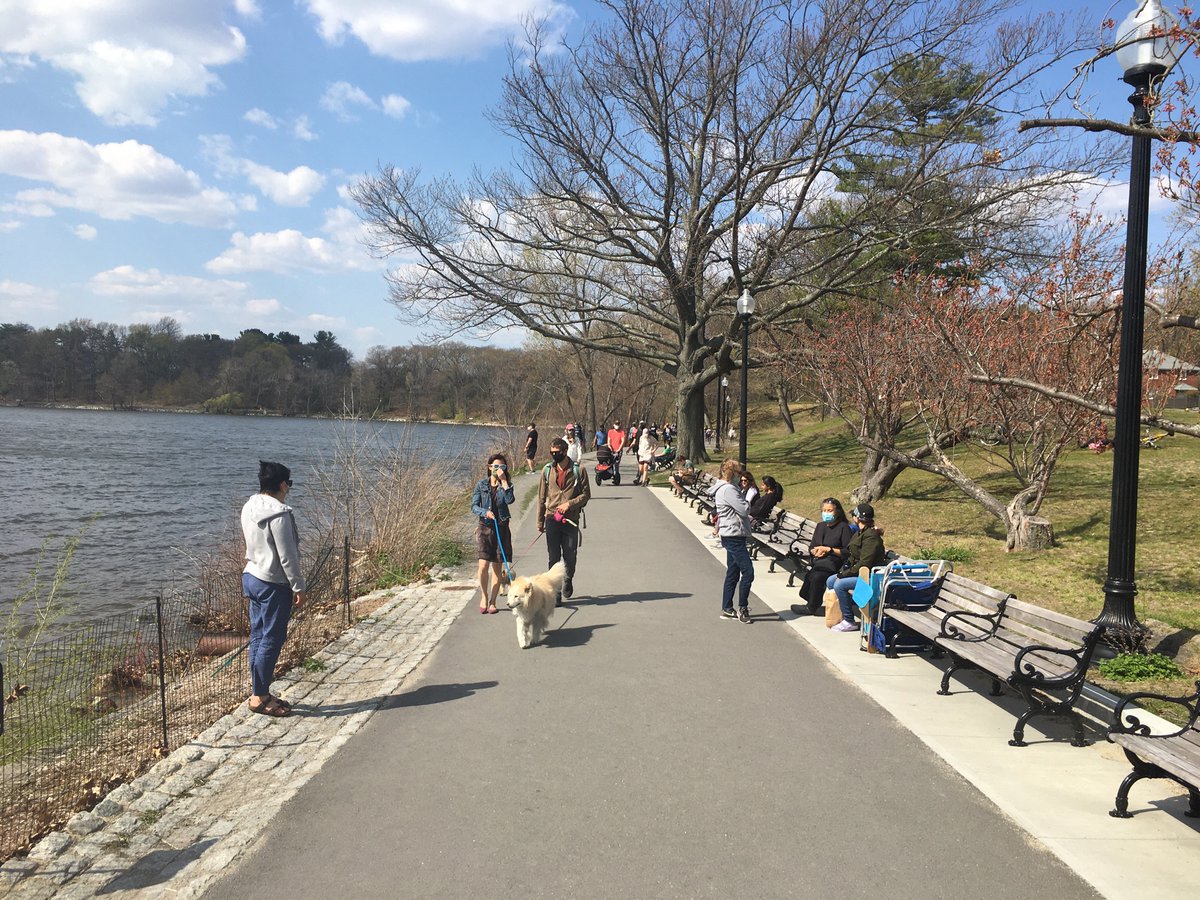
[790,497,852,616]
[670,458,696,497]
[826,503,886,632]
[740,470,760,507]
[749,475,783,525]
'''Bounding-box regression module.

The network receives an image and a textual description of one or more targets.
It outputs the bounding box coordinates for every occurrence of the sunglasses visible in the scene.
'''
[285,479,294,487]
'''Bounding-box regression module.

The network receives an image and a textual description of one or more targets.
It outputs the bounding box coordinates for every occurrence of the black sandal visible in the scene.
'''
[248,698,291,717]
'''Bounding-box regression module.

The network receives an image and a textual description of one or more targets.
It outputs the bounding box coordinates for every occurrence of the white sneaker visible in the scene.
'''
[831,620,859,633]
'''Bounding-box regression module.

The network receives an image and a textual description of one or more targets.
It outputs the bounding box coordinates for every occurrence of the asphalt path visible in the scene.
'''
[207,476,1097,899]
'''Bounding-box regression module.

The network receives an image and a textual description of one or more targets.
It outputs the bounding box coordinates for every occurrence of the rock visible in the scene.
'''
[65,812,104,836]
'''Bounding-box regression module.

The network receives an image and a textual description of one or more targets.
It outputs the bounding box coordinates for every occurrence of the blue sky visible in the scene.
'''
[0,1,1174,360]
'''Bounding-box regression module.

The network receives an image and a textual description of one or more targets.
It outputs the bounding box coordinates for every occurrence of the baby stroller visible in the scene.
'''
[594,445,622,486]
[649,444,677,472]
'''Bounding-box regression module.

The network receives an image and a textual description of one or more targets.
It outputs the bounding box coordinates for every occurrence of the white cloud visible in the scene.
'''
[381,93,411,119]
[233,0,261,20]
[0,279,58,316]
[303,0,572,61]
[243,161,325,206]
[0,2,253,126]
[206,205,378,275]
[244,107,278,130]
[202,133,325,206]
[320,81,377,122]
[0,130,240,227]
[74,223,97,240]
[293,115,317,142]
[0,220,20,232]
[246,298,280,315]
[90,265,250,301]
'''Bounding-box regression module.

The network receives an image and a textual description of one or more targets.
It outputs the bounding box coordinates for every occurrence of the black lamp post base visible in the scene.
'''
[1094,578,1148,652]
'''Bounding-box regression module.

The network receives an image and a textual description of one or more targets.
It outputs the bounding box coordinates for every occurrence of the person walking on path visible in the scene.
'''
[634,420,658,486]
[471,452,515,614]
[240,461,306,718]
[828,503,886,632]
[606,420,626,482]
[523,422,539,473]
[712,458,753,624]
[564,424,582,465]
[537,437,591,605]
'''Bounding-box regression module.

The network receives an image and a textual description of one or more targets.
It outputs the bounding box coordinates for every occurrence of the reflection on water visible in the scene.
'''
[0,407,517,620]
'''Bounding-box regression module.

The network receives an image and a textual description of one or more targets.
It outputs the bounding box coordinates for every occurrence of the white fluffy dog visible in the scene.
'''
[505,560,566,649]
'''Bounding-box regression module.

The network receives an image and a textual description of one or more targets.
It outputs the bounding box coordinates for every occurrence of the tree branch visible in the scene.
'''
[967,374,1200,439]
[1018,117,1200,143]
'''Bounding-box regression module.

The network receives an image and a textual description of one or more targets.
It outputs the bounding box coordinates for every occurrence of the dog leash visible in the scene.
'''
[492,516,515,582]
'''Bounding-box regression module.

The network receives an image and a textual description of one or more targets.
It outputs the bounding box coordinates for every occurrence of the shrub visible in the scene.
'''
[914,544,974,564]
[1098,652,1184,682]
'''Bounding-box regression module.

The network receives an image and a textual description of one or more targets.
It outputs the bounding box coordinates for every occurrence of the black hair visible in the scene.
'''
[821,497,847,524]
[486,452,509,475]
[550,437,568,452]
[762,476,783,502]
[258,460,291,493]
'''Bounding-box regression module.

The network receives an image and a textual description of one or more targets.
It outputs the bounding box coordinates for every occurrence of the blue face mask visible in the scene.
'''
[821,511,835,523]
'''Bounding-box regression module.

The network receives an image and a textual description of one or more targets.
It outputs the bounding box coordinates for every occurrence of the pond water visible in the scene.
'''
[0,407,517,620]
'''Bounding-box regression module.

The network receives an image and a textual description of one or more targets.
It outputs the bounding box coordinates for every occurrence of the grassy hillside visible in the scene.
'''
[724,406,1200,638]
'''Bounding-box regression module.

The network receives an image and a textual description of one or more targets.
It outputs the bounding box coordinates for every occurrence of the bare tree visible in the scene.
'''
[354,0,1107,461]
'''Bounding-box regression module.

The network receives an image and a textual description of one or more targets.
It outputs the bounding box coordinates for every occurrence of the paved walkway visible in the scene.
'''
[2,471,1197,898]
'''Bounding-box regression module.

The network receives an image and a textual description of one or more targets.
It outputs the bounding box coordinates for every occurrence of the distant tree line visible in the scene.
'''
[0,317,683,429]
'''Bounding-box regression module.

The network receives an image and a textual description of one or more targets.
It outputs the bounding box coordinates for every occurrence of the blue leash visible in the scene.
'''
[493,516,515,582]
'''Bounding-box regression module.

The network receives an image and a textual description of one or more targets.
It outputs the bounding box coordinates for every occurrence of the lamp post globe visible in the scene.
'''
[736,289,756,465]
[1096,1,1179,643]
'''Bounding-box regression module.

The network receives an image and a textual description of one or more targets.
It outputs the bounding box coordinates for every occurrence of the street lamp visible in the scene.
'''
[736,288,756,464]
[1097,0,1180,643]
[717,375,728,453]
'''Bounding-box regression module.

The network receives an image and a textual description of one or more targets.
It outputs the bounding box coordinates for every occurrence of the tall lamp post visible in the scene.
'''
[736,289,756,464]
[1096,0,1180,643]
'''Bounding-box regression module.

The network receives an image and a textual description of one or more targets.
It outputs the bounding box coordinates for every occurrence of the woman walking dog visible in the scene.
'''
[472,452,515,614]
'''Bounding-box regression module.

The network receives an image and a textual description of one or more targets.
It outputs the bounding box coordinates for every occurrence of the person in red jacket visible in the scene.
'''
[606,420,626,482]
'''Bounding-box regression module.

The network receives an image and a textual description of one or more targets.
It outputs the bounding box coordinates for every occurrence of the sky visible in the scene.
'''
[0,1,1176,361]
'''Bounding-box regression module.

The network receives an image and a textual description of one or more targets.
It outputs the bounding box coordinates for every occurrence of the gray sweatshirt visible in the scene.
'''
[711,478,751,538]
[241,493,307,592]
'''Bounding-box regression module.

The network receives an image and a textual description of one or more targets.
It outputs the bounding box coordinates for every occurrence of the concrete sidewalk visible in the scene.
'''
[3,475,1195,898]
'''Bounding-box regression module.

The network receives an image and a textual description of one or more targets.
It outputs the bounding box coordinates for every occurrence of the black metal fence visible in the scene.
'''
[0,537,360,862]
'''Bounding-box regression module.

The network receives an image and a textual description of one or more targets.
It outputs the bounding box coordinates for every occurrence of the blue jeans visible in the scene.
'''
[721,536,754,611]
[826,573,860,625]
[243,573,294,697]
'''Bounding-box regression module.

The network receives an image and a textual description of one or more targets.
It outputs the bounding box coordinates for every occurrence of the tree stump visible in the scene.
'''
[1014,516,1055,551]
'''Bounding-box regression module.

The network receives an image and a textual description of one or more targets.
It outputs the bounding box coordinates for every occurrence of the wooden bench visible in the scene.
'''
[1107,682,1200,820]
[748,511,817,587]
[681,471,714,512]
[882,570,1106,747]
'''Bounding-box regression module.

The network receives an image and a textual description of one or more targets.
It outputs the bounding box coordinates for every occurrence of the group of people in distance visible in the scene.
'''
[235,438,885,719]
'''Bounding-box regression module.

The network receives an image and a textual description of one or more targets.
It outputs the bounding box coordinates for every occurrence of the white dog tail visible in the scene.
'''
[549,560,567,589]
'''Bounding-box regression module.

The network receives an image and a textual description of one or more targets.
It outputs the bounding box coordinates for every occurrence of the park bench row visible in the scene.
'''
[674,470,1200,821]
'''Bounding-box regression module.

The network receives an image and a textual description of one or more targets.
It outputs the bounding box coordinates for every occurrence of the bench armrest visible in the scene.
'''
[939,606,1005,641]
[1108,680,1200,740]
[1008,639,1096,689]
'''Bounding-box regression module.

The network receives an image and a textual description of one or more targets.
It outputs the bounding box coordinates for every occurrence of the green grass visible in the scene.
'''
[738,405,1200,664]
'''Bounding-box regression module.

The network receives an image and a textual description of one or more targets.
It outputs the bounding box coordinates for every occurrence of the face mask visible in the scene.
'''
[821,512,835,523]
[551,451,566,464]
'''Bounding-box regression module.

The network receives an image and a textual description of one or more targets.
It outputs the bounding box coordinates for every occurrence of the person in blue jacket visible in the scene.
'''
[471,452,515,614]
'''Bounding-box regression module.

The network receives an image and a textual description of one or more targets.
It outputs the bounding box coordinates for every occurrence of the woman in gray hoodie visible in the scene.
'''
[710,458,753,623]
[240,461,307,717]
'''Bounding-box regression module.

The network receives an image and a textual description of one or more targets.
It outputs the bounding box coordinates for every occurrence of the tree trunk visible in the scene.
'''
[776,382,795,433]
[677,383,707,463]
[850,455,907,505]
